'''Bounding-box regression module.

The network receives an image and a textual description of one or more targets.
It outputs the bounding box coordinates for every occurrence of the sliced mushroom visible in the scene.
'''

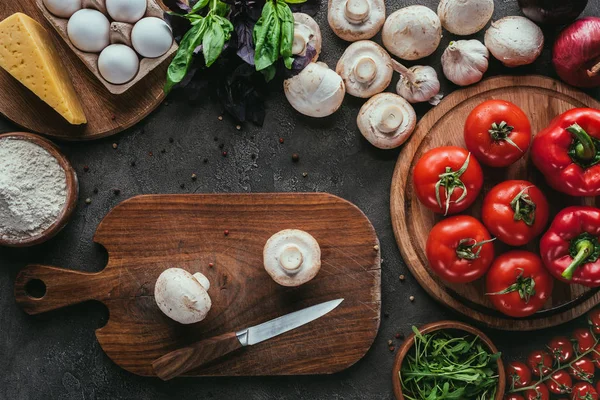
[263,229,321,287]
[357,93,417,149]
[336,40,393,98]
[382,5,442,61]
[293,13,321,62]
[327,0,385,41]
[154,268,212,325]
[284,62,346,118]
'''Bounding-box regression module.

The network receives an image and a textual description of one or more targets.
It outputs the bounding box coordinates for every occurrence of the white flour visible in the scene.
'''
[0,138,67,241]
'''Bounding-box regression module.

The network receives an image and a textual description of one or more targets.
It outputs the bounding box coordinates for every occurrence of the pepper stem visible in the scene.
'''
[588,60,600,77]
[567,123,596,161]
[510,186,536,226]
[456,237,496,260]
[562,240,595,280]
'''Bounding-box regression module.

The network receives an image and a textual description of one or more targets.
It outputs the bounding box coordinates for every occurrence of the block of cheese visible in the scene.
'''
[0,13,86,125]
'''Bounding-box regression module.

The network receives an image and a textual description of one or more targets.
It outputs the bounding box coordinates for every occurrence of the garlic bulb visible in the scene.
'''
[392,60,442,105]
[442,40,489,86]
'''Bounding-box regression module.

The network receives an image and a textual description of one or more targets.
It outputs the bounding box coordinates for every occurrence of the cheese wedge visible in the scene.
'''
[0,13,86,125]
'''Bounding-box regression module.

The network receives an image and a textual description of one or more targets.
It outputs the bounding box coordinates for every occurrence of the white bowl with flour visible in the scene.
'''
[0,133,78,247]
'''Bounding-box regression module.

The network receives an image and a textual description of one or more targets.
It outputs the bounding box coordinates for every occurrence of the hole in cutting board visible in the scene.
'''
[25,279,46,299]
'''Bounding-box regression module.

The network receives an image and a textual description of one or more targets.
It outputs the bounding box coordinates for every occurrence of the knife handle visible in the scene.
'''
[152,332,243,380]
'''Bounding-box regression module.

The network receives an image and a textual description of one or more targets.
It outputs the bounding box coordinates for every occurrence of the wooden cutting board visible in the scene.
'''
[14,193,381,376]
[0,1,170,140]
[390,75,600,331]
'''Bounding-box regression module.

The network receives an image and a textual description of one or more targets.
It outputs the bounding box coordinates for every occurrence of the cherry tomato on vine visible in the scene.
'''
[426,216,495,283]
[569,357,595,382]
[589,308,600,334]
[481,180,549,246]
[413,146,483,215]
[464,99,532,167]
[592,344,600,368]
[505,395,525,400]
[486,251,554,318]
[573,328,595,353]
[525,382,550,400]
[548,370,573,395]
[548,336,575,364]
[571,382,598,400]
[507,361,532,389]
[527,350,553,377]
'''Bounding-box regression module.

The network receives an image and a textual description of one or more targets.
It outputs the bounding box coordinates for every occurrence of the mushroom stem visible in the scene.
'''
[193,272,211,291]
[377,105,404,134]
[587,60,600,78]
[354,57,377,84]
[392,59,415,81]
[292,32,308,56]
[279,245,304,271]
[344,0,370,23]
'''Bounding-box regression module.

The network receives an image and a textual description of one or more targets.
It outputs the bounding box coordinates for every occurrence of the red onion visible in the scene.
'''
[553,17,600,88]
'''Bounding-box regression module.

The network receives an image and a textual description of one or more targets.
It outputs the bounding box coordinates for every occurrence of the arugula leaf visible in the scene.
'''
[253,0,280,71]
[276,1,294,69]
[165,19,207,92]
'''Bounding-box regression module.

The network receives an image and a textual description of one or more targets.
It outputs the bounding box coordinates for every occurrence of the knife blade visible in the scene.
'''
[152,298,344,380]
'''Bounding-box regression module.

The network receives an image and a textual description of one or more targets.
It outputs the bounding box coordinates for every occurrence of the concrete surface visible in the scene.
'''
[1,0,600,399]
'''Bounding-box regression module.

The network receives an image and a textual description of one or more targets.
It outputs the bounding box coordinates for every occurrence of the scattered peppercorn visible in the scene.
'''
[214,137,219,141]
[131,161,136,167]
[191,173,197,181]
[384,312,389,318]
[292,153,299,162]
[251,154,256,159]
[112,143,118,149]
[387,340,393,346]
[219,143,224,149]
[222,151,228,157]
[180,183,185,189]
[203,158,208,163]
[85,198,91,205]
[409,296,415,302]
[236,125,241,131]
[389,346,395,352]
[113,189,121,195]
[218,116,223,121]
[83,165,89,172]
[164,101,169,106]
[93,188,98,194]
[169,137,174,143]
[224,230,229,236]
[395,333,403,339]
[161,149,166,154]
[302,172,308,177]
[279,138,284,144]
[399,275,405,282]
[209,262,214,268]
[374,245,380,251]
[111,114,116,121]
[148,151,153,156]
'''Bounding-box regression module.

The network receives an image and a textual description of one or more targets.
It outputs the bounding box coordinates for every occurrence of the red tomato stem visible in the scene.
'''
[510,186,537,226]
[486,268,535,303]
[489,121,523,152]
[456,237,496,260]
[435,153,471,216]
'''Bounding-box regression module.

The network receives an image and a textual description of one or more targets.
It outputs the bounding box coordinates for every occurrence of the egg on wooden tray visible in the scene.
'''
[106,0,147,23]
[67,9,110,52]
[43,0,82,18]
[131,17,174,58]
[98,44,139,84]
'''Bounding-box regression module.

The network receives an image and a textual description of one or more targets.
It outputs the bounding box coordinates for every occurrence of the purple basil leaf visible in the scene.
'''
[289,0,320,16]
[291,44,316,72]
[162,0,192,13]
[164,12,192,41]
[235,18,255,65]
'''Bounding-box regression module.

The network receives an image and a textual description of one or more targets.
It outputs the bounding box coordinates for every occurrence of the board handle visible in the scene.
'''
[152,332,244,380]
[15,264,108,315]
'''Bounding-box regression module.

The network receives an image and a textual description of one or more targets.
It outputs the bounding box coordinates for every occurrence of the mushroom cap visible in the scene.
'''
[263,229,321,287]
[327,0,385,41]
[284,62,346,118]
[293,13,322,62]
[335,40,393,98]
[382,5,442,61]
[484,16,544,67]
[357,93,417,149]
[154,268,212,325]
[438,0,494,36]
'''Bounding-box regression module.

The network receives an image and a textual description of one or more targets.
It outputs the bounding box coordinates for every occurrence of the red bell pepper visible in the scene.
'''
[539,206,600,287]
[531,108,600,196]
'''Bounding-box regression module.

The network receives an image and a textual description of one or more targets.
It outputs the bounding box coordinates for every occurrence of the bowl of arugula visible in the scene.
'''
[392,320,505,400]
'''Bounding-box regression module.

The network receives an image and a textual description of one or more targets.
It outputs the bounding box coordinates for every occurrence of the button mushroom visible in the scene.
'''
[357,93,417,149]
[438,0,494,36]
[327,0,385,41]
[263,229,321,287]
[154,268,212,325]
[283,62,346,118]
[335,40,393,98]
[293,13,321,62]
[382,5,442,61]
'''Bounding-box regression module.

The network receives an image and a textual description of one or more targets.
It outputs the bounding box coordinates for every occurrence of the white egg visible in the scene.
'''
[67,9,110,53]
[98,44,140,84]
[131,17,174,58]
[43,0,82,18]
[106,0,147,23]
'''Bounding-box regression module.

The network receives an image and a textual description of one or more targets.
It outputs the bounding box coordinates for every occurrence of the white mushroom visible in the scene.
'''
[284,62,346,118]
[154,268,212,325]
[335,41,393,98]
[293,13,321,62]
[263,229,321,287]
[382,6,442,61]
[327,0,385,42]
[357,93,417,149]
[437,0,494,36]
[484,16,544,67]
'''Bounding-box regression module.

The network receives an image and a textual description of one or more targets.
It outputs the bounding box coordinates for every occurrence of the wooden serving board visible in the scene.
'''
[0,0,171,140]
[14,193,381,376]
[390,75,600,331]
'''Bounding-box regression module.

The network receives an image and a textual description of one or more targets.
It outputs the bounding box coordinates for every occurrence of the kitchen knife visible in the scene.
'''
[152,298,344,380]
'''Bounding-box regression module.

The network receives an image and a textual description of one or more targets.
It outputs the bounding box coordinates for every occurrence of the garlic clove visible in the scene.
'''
[392,60,442,104]
[441,39,489,86]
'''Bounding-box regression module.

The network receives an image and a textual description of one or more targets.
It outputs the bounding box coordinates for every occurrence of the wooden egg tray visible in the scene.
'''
[36,0,178,95]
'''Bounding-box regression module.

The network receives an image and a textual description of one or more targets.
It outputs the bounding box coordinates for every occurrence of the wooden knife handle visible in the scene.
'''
[152,332,244,380]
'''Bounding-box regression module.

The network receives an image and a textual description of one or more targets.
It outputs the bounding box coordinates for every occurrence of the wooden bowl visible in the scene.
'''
[0,132,78,247]
[392,320,505,400]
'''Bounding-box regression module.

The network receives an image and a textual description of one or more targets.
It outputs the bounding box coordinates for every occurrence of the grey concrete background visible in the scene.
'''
[1,0,600,399]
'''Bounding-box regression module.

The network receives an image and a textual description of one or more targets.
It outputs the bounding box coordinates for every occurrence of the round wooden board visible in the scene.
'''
[0,1,169,141]
[390,75,600,331]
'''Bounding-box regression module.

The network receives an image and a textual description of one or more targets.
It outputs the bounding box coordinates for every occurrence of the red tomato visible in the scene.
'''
[527,350,553,377]
[464,99,532,167]
[525,382,550,400]
[589,307,600,334]
[548,336,575,364]
[413,146,483,215]
[505,396,525,400]
[507,361,532,389]
[597,381,600,396]
[426,216,495,283]
[569,357,595,382]
[481,180,549,246]
[592,344,600,368]
[486,251,554,318]
[574,328,596,353]
[548,370,573,395]
[571,382,598,400]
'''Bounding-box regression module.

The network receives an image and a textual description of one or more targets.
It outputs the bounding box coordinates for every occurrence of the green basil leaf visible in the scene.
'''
[211,0,230,17]
[191,0,210,13]
[276,1,294,69]
[283,0,308,4]
[253,0,280,71]
[203,19,226,67]
[164,19,207,93]
[260,64,277,82]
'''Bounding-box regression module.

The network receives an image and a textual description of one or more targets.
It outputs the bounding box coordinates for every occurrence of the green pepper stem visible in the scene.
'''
[567,123,596,161]
[562,239,595,280]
